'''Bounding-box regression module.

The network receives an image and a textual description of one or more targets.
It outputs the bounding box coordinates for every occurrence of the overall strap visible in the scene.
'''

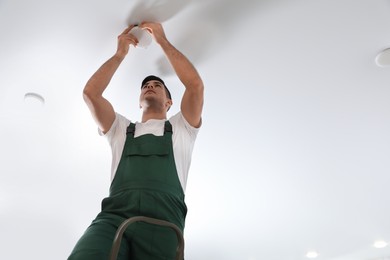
[164,120,172,134]
[126,123,136,136]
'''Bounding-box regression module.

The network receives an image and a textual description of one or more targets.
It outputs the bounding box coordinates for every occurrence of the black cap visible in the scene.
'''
[141,75,172,100]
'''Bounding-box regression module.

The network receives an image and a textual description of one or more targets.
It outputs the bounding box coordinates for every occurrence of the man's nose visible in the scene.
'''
[146,85,154,89]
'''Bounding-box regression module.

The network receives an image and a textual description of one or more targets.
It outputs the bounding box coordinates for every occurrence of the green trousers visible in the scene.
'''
[68,121,187,260]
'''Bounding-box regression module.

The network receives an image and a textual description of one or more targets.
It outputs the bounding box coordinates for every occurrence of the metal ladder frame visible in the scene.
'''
[109,216,184,260]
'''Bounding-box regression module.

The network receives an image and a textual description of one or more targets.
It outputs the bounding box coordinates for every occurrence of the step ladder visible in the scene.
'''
[109,216,184,260]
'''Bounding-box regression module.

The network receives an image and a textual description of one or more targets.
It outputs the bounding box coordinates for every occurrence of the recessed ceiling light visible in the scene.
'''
[375,48,390,67]
[306,251,319,258]
[24,92,45,106]
[373,240,388,249]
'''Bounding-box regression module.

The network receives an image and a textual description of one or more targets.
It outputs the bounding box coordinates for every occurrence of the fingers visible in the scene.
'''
[115,25,140,57]
[118,25,139,45]
[129,35,139,46]
[138,23,150,34]
[139,22,167,45]
[120,24,137,35]
[139,22,149,28]
[139,21,161,32]
[117,33,138,57]
[121,34,139,46]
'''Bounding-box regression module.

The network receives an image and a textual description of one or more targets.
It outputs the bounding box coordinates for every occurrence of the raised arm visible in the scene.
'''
[83,25,139,134]
[140,22,204,128]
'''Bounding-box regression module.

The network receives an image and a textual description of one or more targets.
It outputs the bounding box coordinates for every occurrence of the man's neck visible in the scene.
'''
[141,111,167,123]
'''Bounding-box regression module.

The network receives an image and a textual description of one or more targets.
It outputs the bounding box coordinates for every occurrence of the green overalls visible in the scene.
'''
[68,121,187,260]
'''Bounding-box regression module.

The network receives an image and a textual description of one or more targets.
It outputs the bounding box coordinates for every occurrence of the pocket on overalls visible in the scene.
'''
[126,141,170,157]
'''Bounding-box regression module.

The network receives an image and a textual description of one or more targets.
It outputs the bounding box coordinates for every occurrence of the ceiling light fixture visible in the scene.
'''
[306,251,319,258]
[130,26,152,49]
[375,48,390,67]
[24,92,45,106]
[373,240,388,249]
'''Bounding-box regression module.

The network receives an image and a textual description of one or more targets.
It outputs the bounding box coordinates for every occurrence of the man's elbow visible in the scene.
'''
[83,90,100,109]
[82,88,92,104]
[82,85,99,103]
[192,79,204,92]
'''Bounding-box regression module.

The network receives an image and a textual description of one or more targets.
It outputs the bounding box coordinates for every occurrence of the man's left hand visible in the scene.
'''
[140,22,168,45]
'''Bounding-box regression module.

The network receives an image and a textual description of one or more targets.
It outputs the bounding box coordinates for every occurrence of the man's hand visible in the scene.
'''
[116,25,139,58]
[139,22,168,45]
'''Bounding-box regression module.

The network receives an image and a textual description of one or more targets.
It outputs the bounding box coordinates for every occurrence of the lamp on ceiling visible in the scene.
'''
[375,48,390,67]
[129,25,152,49]
[24,92,45,106]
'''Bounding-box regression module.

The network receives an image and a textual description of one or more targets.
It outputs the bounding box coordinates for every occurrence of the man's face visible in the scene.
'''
[139,80,172,110]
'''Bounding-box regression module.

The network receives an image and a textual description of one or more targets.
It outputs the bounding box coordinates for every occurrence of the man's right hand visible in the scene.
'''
[116,25,139,58]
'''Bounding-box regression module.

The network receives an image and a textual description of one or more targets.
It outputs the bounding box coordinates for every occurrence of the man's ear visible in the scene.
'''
[166,99,173,111]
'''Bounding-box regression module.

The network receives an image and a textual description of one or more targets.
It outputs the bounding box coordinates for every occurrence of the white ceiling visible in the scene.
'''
[1,0,390,259]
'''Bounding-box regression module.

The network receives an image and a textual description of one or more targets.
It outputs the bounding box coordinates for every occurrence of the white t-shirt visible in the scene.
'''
[99,112,199,192]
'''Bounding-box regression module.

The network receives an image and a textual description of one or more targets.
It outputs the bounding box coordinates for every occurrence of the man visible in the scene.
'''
[68,22,204,260]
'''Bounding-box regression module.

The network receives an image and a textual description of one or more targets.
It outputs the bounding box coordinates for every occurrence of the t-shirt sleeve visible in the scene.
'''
[99,113,130,142]
[98,113,130,180]
[169,112,201,140]
[169,112,200,191]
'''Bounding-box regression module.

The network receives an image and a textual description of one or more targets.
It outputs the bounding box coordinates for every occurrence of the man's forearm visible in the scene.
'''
[159,39,203,89]
[83,54,125,97]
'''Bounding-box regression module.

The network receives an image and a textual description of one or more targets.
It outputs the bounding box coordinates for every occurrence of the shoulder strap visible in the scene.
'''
[126,123,136,136]
[164,120,172,134]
